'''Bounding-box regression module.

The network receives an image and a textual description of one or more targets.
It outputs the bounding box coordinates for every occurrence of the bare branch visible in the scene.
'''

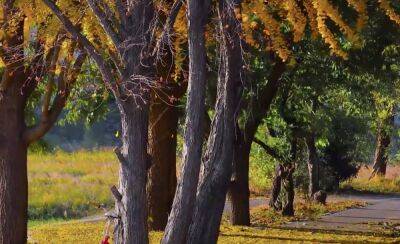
[86,0,122,49]
[114,147,127,165]
[152,0,184,56]
[42,0,118,89]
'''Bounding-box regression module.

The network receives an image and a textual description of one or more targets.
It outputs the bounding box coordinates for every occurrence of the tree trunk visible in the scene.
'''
[186,1,241,242]
[371,116,393,178]
[0,86,28,244]
[115,98,150,244]
[281,165,295,216]
[228,59,286,226]
[162,0,210,242]
[147,93,180,230]
[228,137,251,225]
[306,133,319,197]
[269,164,284,211]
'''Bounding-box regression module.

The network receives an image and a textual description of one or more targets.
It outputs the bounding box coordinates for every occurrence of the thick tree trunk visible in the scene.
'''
[147,93,179,230]
[162,0,210,242]
[306,133,319,197]
[228,138,251,225]
[269,164,284,211]
[186,1,241,242]
[115,98,150,244]
[371,116,393,178]
[0,87,28,244]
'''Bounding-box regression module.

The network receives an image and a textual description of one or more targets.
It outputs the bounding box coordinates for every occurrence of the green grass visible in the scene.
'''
[28,149,118,220]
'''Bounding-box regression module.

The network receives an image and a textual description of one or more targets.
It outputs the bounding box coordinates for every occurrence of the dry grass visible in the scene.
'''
[28,149,118,219]
[341,165,400,194]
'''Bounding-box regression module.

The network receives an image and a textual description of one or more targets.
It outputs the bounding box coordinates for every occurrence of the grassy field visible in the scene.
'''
[27,148,274,220]
[28,149,118,219]
[341,166,400,194]
[29,202,398,243]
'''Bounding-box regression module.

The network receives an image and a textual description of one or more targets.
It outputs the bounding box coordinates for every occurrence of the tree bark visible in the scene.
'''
[114,98,150,244]
[162,0,210,242]
[186,1,241,242]
[306,133,319,197]
[229,136,251,225]
[147,89,182,230]
[371,115,394,178]
[269,164,284,211]
[0,85,28,244]
[281,164,295,216]
[228,59,286,226]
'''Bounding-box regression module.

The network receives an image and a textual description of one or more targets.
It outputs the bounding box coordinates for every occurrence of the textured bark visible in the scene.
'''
[269,164,284,211]
[306,134,319,197]
[147,89,181,230]
[371,116,393,178]
[114,98,150,244]
[162,0,210,242]
[186,1,241,242]
[0,84,28,244]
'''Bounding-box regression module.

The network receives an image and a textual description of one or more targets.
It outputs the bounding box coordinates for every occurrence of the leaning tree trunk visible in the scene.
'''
[162,0,210,242]
[147,92,180,230]
[186,1,240,242]
[228,136,251,225]
[371,116,393,178]
[114,98,150,244]
[0,86,28,244]
[306,133,319,197]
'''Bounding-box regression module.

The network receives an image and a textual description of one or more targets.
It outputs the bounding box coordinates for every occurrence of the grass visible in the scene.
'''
[249,200,366,227]
[27,148,272,220]
[29,211,399,243]
[341,166,400,194]
[28,149,118,219]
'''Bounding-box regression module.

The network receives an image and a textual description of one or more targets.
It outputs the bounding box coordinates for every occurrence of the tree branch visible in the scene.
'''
[42,0,118,89]
[24,50,87,144]
[86,0,122,49]
[253,137,285,162]
[152,0,184,56]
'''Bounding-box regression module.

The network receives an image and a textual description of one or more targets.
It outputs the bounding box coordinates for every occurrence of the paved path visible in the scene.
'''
[82,193,400,234]
[285,194,400,233]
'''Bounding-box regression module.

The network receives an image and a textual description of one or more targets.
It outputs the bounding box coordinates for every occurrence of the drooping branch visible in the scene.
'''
[42,0,118,89]
[24,50,87,144]
[86,0,122,49]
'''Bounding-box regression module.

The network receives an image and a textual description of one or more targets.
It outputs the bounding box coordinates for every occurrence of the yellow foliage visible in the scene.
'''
[379,0,400,25]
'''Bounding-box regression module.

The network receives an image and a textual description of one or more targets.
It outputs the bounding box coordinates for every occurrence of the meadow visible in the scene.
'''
[28,149,118,219]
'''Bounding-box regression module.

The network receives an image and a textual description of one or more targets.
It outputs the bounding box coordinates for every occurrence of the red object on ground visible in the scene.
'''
[101,235,110,244]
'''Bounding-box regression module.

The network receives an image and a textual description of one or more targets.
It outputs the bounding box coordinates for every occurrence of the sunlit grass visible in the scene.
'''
[29,217,398,243]
[341,166,400,194]
[28,149,118,219]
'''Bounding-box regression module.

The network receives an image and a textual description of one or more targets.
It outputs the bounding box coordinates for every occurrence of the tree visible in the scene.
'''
[0,2,86,242]
[162,0,210,242]
[42,0,158,242]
